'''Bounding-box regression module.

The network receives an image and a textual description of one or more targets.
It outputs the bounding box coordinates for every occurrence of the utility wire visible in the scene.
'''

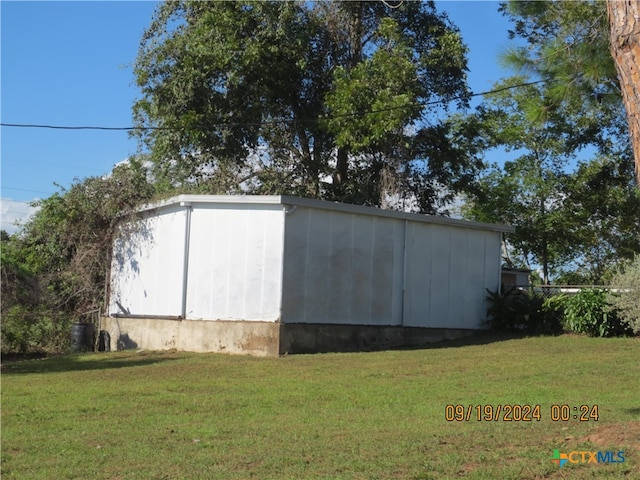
[1,80,543,132]
[0,123,142,131]
[2,187,57,195]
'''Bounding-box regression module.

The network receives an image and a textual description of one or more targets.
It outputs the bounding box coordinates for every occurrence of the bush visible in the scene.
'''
[1,307,72,354]
[486,288,527,331]
[563,288,630,337]
[608,256,640,335]
[485,288,562,335]
[538,294,565,335]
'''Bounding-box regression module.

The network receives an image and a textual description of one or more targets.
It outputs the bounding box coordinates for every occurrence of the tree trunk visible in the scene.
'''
[606,0,640,185]
[334,146,349,198]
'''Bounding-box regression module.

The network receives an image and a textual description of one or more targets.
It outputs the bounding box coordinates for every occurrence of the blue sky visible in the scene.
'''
[1,1,517,233]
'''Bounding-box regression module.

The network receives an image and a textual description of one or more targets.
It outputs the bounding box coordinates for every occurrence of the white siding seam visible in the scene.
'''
[400,220,408,327]
[181,204,192,319]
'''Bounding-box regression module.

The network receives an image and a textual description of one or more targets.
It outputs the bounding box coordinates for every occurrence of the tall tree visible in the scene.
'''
[464,73,639,283]
[606,0,640,184]
[132,0,474,213]
[500,0,635,175]
[559,152,640,283]
[462,78,576,283]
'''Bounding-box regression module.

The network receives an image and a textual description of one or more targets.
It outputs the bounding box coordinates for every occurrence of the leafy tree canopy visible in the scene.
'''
[132,0,477,213]
[558,153,640,283]
[499,0,632,159]
[500,1,617,109]
[464,74,639,284]
[462,78,577,284]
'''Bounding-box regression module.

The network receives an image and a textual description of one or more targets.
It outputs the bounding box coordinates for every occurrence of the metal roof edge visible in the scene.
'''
[135,194,514,233]
[279,196,515,233]
[135,194,285,213]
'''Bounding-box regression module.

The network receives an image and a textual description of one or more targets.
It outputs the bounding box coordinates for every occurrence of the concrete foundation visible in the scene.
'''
[278,323,478,354]
[101,317,281,356]
[101,316,479,356]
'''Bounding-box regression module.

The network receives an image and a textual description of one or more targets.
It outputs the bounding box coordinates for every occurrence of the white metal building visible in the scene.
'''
[103,195,513,355]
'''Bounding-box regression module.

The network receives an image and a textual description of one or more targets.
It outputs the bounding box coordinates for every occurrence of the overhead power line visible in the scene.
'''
[1,187,55,195]
[0,80,543,132]
[0,123,141,131]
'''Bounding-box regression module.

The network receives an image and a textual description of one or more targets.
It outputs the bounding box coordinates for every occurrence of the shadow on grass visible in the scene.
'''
[1,351,180,375]
[393,330,541,352]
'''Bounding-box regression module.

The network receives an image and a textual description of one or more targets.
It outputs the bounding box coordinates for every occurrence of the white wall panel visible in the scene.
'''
[108,195,507,332]
[403,223,501,329]
[185,204,285,321]
[109,205,186,316]
[281,207,404,325]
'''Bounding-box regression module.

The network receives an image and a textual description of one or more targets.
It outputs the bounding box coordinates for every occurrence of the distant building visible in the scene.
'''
[500,268,531,292]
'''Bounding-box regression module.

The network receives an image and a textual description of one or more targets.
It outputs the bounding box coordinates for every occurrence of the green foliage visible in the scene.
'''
[1,307,71,354]
[485,288,529,331]
[1,163,154,354]
[1,231,38,310]
[463,46,637,283]
[461,0,634,285]
[485,288,562,335]
[501,0,640,190]
[132,0,475,212]
[560,155,640,282]
[500,0,620,139]
[539,294,566,335]
[325,18,420,151]
[563,288,630,337]
[20,164,154,313]
[463,78,577,283]
[609,256,640,334]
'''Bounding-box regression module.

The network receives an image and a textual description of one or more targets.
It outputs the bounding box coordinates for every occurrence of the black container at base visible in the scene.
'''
[98,330,111,352]
[71,322,95,352]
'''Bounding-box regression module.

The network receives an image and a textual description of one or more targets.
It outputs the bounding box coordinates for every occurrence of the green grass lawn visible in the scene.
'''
[2,334,639,479]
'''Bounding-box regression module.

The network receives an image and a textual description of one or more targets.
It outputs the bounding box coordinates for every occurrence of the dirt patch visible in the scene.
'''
[579,421,640,451]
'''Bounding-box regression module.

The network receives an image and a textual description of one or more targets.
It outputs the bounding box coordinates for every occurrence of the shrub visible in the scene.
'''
[485,288,562,335]
[486,288,527,331]
[1,306,72,354]
[563,288,630,337]
[608,256,640,335]
[537,294,565,335]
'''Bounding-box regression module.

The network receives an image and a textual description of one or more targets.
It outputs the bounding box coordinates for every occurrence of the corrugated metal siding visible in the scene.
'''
[109,205,186,316]
[185,204,285,321]
[281,207,501,328]
[109,195,504,330]
[281,206,405,325]
[403,223,500,328]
